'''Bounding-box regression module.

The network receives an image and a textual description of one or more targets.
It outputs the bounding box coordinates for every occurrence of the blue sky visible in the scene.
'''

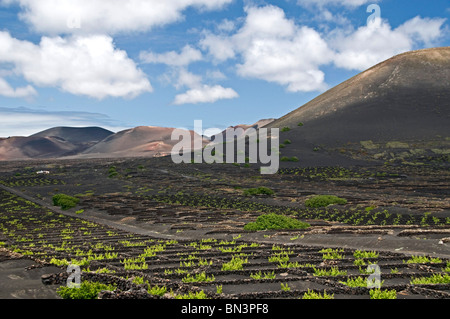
[0,0,448,137]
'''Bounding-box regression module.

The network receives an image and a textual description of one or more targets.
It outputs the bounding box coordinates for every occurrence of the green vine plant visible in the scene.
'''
[57,281,116,299]
[313,266,347,277]
[369,289,397,299]
[302,290,334,299]
[280,283,291,292]
[250,271,276,280]
[182,272,215,283]
[221,255,248,271]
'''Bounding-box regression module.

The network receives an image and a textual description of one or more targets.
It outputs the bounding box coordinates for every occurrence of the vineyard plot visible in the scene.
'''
[1,189,450,299]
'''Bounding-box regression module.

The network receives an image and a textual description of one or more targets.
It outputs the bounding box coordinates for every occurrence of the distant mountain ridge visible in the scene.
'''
[0,127,114,161]
[31,127,114,145]
[0,119,277,161]
[0,126,205,161]
[78,126,209,159]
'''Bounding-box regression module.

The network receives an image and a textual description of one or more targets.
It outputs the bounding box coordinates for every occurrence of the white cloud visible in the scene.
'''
[200,33,237,63]
[140,45,203,89]
[0,31,152,99]
[396,16,448,47]
[331,17,447,71]
[217,19,236,32]
[0,78,37,99]
[206,70,227,80]
[140,45,203,67]
[173,85,238,105]
[200,4,448,91]
[314,9,351,26]
[201,5,334,92]
[2,0,233,35]
[140,44,236,105]
[175,69,203,90]
[296,0,379,8]
[170,69,238,105]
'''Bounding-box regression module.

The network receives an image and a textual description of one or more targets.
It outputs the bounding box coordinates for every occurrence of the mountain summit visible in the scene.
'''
[30,127,114,145]
[0,127,114,161]
[266,47,450,165]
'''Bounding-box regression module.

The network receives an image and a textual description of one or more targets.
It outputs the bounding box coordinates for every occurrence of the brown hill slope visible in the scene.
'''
[80,126,208,158]
[0,127,114,160]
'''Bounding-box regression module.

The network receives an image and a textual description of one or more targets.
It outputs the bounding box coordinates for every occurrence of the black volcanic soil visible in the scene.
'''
[0,156,449,300]
[0,249,61,299]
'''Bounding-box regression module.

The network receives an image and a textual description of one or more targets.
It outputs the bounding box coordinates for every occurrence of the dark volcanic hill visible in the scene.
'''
[31,127,113,145]
[0,136,76,160]
[265,47,450,166]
